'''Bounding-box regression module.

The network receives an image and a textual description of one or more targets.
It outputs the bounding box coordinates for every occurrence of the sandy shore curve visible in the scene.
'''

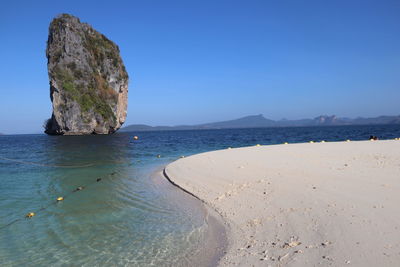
[164,140,400,266]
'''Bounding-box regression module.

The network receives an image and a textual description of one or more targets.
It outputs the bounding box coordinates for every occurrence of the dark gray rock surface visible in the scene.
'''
[45,14,128,135]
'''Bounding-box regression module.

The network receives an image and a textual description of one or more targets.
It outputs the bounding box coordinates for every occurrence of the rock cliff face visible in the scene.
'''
[45,14,128,135]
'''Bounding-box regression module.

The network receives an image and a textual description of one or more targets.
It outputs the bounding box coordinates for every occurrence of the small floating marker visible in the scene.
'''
[284,142,288,145]
[346,139,351,142]
[133,136,139,140]
[75,186,84,192]
[321,140,325,143]
[309,141,314,144]
[56,197,64,202]
[157,154,161,158]
[256,144,261,147]
[96,178,102,182]
[228,147,232,149]
[26,212,35,218]
[180,156,185,158]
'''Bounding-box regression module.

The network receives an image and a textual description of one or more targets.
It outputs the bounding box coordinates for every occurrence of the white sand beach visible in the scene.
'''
[164,140,400,266]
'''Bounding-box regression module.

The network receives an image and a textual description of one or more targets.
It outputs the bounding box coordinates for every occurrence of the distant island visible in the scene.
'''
[121,114,400,132]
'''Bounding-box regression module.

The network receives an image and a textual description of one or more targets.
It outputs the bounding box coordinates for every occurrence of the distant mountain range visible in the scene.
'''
[121,114,400,132]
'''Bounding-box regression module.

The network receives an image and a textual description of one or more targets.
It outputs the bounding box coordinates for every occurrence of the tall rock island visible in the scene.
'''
[45,14,128,135]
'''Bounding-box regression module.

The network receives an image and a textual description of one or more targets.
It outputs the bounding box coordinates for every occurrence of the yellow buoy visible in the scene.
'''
[57,197,64,202]
[26,212,35,218]
[228,147,232,149]
[284,142,288,145]
[321,140,325,143]
[133,136,139,140]
[309,141,314,144]
[256,144,261,147]
[346,139,351,142]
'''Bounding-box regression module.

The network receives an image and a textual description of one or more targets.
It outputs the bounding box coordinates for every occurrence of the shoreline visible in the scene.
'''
[164,140,400,266]
[152,169,227,266]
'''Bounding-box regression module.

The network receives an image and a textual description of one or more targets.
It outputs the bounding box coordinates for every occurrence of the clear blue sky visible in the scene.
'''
[1,0,399,134]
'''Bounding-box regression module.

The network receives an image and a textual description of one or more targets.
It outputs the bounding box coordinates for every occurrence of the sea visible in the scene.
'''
[1,125,399,266]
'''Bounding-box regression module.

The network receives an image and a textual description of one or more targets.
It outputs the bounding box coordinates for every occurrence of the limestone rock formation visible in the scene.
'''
[45,14,128,135]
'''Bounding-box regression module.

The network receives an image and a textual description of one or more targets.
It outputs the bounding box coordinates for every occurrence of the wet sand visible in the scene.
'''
[152,170,227,266]
[164,140,400,266]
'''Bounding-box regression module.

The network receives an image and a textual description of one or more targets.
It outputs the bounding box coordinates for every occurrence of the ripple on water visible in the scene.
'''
[0,134,213,266]
[1,125,400,265]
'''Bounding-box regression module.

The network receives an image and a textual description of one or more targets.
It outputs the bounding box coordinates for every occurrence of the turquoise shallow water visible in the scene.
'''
[1,125,399,266]
[0,134,211,266]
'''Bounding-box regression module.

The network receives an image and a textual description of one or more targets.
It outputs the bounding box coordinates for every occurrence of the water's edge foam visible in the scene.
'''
[161,168,228,266]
